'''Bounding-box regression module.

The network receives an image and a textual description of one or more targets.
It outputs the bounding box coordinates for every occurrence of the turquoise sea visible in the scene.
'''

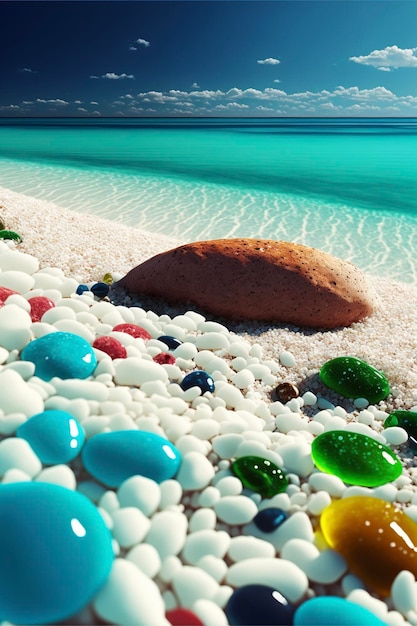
[0,117,417,283]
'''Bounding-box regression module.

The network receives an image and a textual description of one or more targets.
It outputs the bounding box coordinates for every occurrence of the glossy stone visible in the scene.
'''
[91,282,110,298]
[225,584,294,626]
[113,323,151,340]
[231,455,288,498]
[93,335,127,359]
[76,284,89,295]
[0,286,17,306]
[320,495,417,596]
[153,352,176,365]
[253,507,288,533]
[17,409,85,464]
[82,429,182,488]
[272,382,299,402]
[180,370,215,394]
[21,332,97,381]
[166,608,204,626]
[294,596,388,626]
[102,273,114,285]
[311,430,402,487]
[27,296,56,322]
[158,335,182,350]
[319,356,390,404]
[0,482,113,624]
[384,410,417,451]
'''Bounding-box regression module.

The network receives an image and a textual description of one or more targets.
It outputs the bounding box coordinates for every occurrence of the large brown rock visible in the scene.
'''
[117,238,376,329]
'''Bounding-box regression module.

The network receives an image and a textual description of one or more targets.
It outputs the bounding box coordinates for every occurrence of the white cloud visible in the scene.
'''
[18,67,35,73]
[350,45,417,69]
[77,107,88,112]
[333,85,395,100]
[36,98,69,105]
[273,79,281,83]
[192,82,200,89]
[129,45,137,51]
[90,101,98,105]
[90,75,99,80]
[214,102,249,110]
[257,58,280,65]
[136,38,150,47]
[102,72,135,80]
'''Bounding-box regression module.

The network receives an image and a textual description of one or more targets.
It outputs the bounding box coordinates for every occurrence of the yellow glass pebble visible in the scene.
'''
[320,495,417,596]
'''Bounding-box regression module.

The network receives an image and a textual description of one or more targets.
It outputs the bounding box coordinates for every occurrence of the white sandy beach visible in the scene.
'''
[1,184,417,624]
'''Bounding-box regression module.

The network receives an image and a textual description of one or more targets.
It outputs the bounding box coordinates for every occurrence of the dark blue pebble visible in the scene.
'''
[76,284,89,295]
[91,282,110,298]
[253,507,288,533]
[225,584,295,626]
[157,335,182,350]
[180,370,215,394]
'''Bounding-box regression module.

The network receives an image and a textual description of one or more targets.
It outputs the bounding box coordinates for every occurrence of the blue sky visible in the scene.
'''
[3,1,417,117]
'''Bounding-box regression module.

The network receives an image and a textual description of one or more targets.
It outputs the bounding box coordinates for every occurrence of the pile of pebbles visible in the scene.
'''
[0,239,417,625]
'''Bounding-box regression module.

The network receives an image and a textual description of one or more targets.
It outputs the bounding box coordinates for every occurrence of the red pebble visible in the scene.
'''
[27,296,56,322]
[112,323,152,340]
[0,286,18,306]
[92,336,127,359]
[166,608,204,626]
[153,352,176,365]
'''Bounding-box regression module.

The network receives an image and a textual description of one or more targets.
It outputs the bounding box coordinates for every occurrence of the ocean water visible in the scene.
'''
[0,117,417,284]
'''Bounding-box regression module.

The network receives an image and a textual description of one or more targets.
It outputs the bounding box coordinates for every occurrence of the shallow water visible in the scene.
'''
[1,117,417,283]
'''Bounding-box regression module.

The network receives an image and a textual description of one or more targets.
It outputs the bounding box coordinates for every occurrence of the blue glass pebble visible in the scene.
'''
[0,482,113,624]
[21,332,97,381]
[82,429,182,488]
[76,284,89,295]
[253,507,288,533]
[180,370,215,394]
[158,335,182,350]
[294,596,388,626]
[91,282,110,298]
[17,410,85,464]
[225,584,294,626]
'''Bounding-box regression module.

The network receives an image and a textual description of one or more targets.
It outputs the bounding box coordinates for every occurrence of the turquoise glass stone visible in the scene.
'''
[21,332,97,381]
[294,596,388,626]
[82,429,182,488]
[231,455,288,498]
[17,410,85,464]
[311,430,402,487]
[319,356,390,404]
[384,410,417,451]
[0,482,113,624]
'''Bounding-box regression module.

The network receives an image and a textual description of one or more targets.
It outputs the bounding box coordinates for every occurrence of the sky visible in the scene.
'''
[2,0,417,117]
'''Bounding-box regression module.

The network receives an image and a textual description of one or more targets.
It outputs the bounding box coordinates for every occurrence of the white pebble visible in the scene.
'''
[34,464,76,490]
[114,357,168,386]
[189,508,217,532]
[191,419,219,440]
[232,369,255,389]
[145,511,188,560]
[226,557,308,603]
[279,351,296,367]
[214,495,258,525]
[2,468,32,484]
[159,479,183,509]
[302,391,317,406]
[176,451,215,490]
[99,490,120,514]
[93,558,170,626]
[281,538,347,584]
[117,475,161,516]
[198,486,221,507]
[126,543,161,579]
[212,433,244,459]
[182,530,231,565]
[307,490,332,515]
[0,270,34,292]
[51,379,109,402]
[391,570,417,614]
[197,555,228,583]
[0,305,32,350]
[195,332,230,350]
[308,472,346,497]
[0,249,39,273]
[347,588,389,623]
[172,565,219,608]
[227,536,275,561]
[159,555,182,583]
[193,599,229,626]
[279,441,314,477]
[0,438,41,478]
[383,426,409,446]
[216,476,243,497]
[111,507,151,548]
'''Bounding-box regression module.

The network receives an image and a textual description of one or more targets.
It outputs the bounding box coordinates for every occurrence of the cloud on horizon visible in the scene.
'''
[91,73,135,80]
[257,57,280,65]
[350,45,417,71]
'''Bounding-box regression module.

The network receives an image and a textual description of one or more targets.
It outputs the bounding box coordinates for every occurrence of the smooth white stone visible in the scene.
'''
[188,508,217,532]
[307,490,332,515]
[231,369,256,389]
[212,433,244,459]
[41,305,77,323]
[228,536,275,561]
[214,495,258,525]
[6,294,31,311]
[193,599,229,626]
[0,249,38,273]
[214,383,245,409]
[2,468,32,484]
[3,360,35,380]
[281,538,347,584]
[31,273,63,290]
[384,426,409,446]
[35,464,76,490]
[391,570,417,614]
[111,507,151,548]
[197,555,228,584]
[172,565,219,608]
[244,511,314,551]
[0,413,26,436]
[114,357,168,386]
[93,558,170,626]
[126,543,161,579]
[227,557,308,603]
[279,441,314,477]
[182,530,230,565]
[117,475,161,516]
[50,379,108,402]
[191,419,219,440]
[347,589,389,622]
[279,351,296,367]
[0,438,41,478]
[302,391,317,406]
[215,476,243,497]
[99,490,120,514]
[198,486,221,508]
[52,319,95,343]
[0,270,34,292]
[0,370,43,417]
[0,346,9,364]
[159,555,182,583]
[174,435,208,456]
[145,511,188,560]
[308,471,346,498]
[0,305,32,350]
[176,451,215,490]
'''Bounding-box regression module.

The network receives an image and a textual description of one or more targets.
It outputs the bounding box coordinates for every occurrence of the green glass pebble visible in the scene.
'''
[311,430,402,487]
[384,410,417,451]
[319,356,390,404]
[231,455,288,498]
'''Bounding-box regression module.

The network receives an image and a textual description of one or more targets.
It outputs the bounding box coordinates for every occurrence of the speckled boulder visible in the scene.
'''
[117,239,376,329]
